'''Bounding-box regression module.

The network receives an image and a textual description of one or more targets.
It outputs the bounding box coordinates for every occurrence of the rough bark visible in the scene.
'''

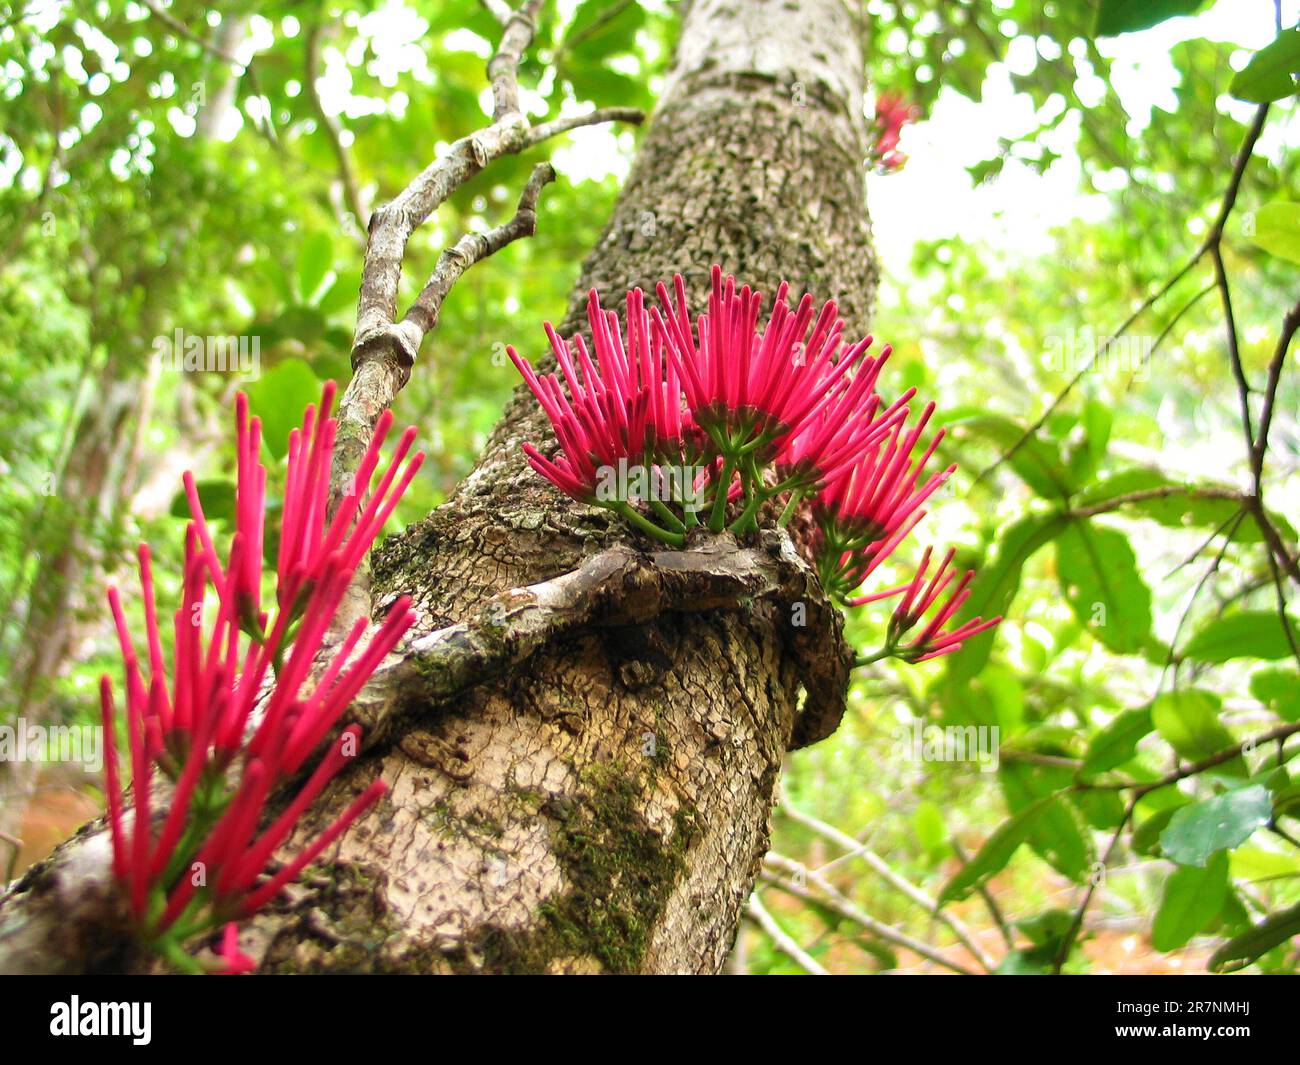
[0,0,876,974]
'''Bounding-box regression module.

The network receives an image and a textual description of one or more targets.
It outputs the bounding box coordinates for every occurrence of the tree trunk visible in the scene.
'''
[0,356,145,844]
[0,0,876,974]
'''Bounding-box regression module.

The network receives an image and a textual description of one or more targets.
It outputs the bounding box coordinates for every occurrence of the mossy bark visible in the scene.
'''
[0,0,877,975]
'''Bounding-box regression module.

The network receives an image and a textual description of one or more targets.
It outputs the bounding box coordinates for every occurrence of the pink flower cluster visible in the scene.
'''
[850,546,1002,662]
[508,266,1000,663]
[510,288,686,503]
[101,383,421,966]
[869,93,919,174]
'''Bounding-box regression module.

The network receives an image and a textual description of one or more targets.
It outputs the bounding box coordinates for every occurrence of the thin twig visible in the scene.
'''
[1251,298,1300,495]
[1051,797,1136,974]
[761,857,979,975]
[777,789,996,971]
[403,163,556,335]
[523,106,645,147]
[745,894,828,975]
[488,0,545,122]
[1084,720,1300,795]
[952,839,1015,951]
[550,0,635,69]
[974,104,1270,488]
[1068,484,1245,520]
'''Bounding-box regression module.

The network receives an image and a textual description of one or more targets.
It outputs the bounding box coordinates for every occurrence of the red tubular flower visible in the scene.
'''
[652,265,873,456]
[510,287,685,502]
[857,546,1002,662]
[101,386,419,958]
[820,403,954,535]
[869,93,919,174]
[215,922,256,975]
[812,402,956,601]
[505,267,998,670]
[776,343,917,487]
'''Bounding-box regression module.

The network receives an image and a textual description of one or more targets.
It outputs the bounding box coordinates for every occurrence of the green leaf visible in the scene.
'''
[1055,520,1153,654]
[244,359,325,460]
[1209,901,1300,972]
[938,796,1056,904]
[562,0,646,60]
[1133,805,1183,856]
[1075,788,1128,830]
[1075,468,1293,543]
[1248,201,1300,264]
[169,479,236,524]
[1160,786,1272,867]
[1183,610,1300,664]
[946,513,1070,683]
[1151,689,1239,767]
[1152,850,1229,950]
[1083,397,1113,463]
[296,231,334,303]
[1250,668,1300,722]
[1096,0,1206,36]
[954,414,1077,499]
[1082,707,1153,777]
[994,948,1055,974]
[564,64,650,109]
[317,266,362,315]
[1016,908,1075,950]
[911,800,948,862]
[1229,27,1300,103]
[1001,764,1094,881]
[1231,844,1300,881]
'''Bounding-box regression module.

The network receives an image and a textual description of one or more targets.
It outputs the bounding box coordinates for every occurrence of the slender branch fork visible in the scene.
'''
[334,0,644,490]
[299,1,642,633]
[775,789,996,973]
[759,853,979,975]
[744,893,828,975]
[974,104,1270,490]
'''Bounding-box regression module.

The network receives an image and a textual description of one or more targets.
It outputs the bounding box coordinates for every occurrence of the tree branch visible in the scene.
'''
[1068,484,1246,521]
[402,163,556,336]
[523,106,646,147]
[344,1,643,429]
[352,531,852,753]
[1251,298,1300,495]
[744,894,827,974]
[776,789,996,971]
[760,855,979,975]
[487,0,544,121]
